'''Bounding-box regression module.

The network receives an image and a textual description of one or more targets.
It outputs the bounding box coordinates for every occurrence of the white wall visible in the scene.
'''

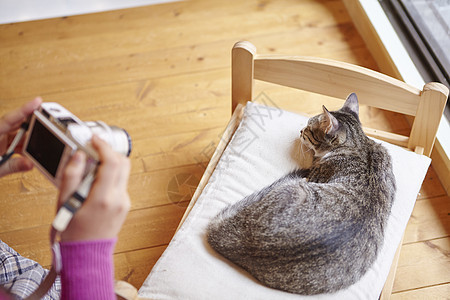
[0,0,180,24]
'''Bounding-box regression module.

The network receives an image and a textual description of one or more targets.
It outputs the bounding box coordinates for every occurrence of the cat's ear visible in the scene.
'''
[342,93,359,117]
[322,106,339,135]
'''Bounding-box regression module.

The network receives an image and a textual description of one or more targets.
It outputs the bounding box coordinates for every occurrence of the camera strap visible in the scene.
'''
[25,173,94,300]
[23,227,61,300]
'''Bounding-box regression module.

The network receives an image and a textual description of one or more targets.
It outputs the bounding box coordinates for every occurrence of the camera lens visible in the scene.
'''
[86,122,132,157]
[110,126,132,157]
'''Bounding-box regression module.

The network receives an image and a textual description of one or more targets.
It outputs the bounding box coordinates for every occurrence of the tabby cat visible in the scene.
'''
[207,94,396,295]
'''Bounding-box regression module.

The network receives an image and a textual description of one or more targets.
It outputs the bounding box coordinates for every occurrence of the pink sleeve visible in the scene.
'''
[0,290,9,300]
[59,238,117,300]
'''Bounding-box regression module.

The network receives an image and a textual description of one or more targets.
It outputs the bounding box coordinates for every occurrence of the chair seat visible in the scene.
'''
[139,102,430,299]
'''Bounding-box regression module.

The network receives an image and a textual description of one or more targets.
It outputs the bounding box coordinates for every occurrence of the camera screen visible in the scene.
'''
[26,118,65,178]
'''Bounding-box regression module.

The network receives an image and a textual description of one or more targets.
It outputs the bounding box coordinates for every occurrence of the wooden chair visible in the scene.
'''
[122,41,448,299]
[177,41,448,299]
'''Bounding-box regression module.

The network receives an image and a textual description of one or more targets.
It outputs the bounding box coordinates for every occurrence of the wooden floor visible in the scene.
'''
[0,0,448,298]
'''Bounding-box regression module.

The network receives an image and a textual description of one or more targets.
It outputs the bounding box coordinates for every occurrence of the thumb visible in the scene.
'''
[0,156,33,177]
[58,151,86,208]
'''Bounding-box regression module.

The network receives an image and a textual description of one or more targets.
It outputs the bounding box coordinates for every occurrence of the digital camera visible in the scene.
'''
[23,102,132,187]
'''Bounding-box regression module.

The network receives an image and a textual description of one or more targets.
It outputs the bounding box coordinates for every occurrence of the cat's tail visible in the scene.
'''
[206,190,265,258]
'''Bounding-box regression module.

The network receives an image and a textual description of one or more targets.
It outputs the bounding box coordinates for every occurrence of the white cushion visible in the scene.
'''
[139,102,430,299]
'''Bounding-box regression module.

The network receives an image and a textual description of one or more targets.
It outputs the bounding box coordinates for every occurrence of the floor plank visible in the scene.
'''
[1,202,188,267]
[114,245,168,289]
[391,283,450,299]
[403,196,450,244]
[0,164,203,233]
[418,167,447,200]
[0,0,364,100]
[393,237,450,293]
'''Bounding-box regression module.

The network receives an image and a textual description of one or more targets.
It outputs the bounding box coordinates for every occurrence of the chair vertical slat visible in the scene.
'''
[232,41,256,113]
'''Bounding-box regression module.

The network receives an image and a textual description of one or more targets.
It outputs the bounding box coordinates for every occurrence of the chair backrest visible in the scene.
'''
[231,41,449,157]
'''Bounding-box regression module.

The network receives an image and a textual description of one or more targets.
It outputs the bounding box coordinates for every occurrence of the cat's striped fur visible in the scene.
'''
[207,94,396,295]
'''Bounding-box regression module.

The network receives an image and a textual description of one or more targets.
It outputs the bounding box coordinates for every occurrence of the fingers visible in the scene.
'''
[58,137,130,210]
[0,156,34,177]
[0,97,42,135]
[0,98,42,172]
[58,151,87,208]
[90,135,131,197]
[86,135,131,223]
[57,136,131,241]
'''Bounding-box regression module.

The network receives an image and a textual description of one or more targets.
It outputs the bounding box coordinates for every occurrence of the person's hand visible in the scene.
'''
[0,97,42,178]
[58,135,131,241]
